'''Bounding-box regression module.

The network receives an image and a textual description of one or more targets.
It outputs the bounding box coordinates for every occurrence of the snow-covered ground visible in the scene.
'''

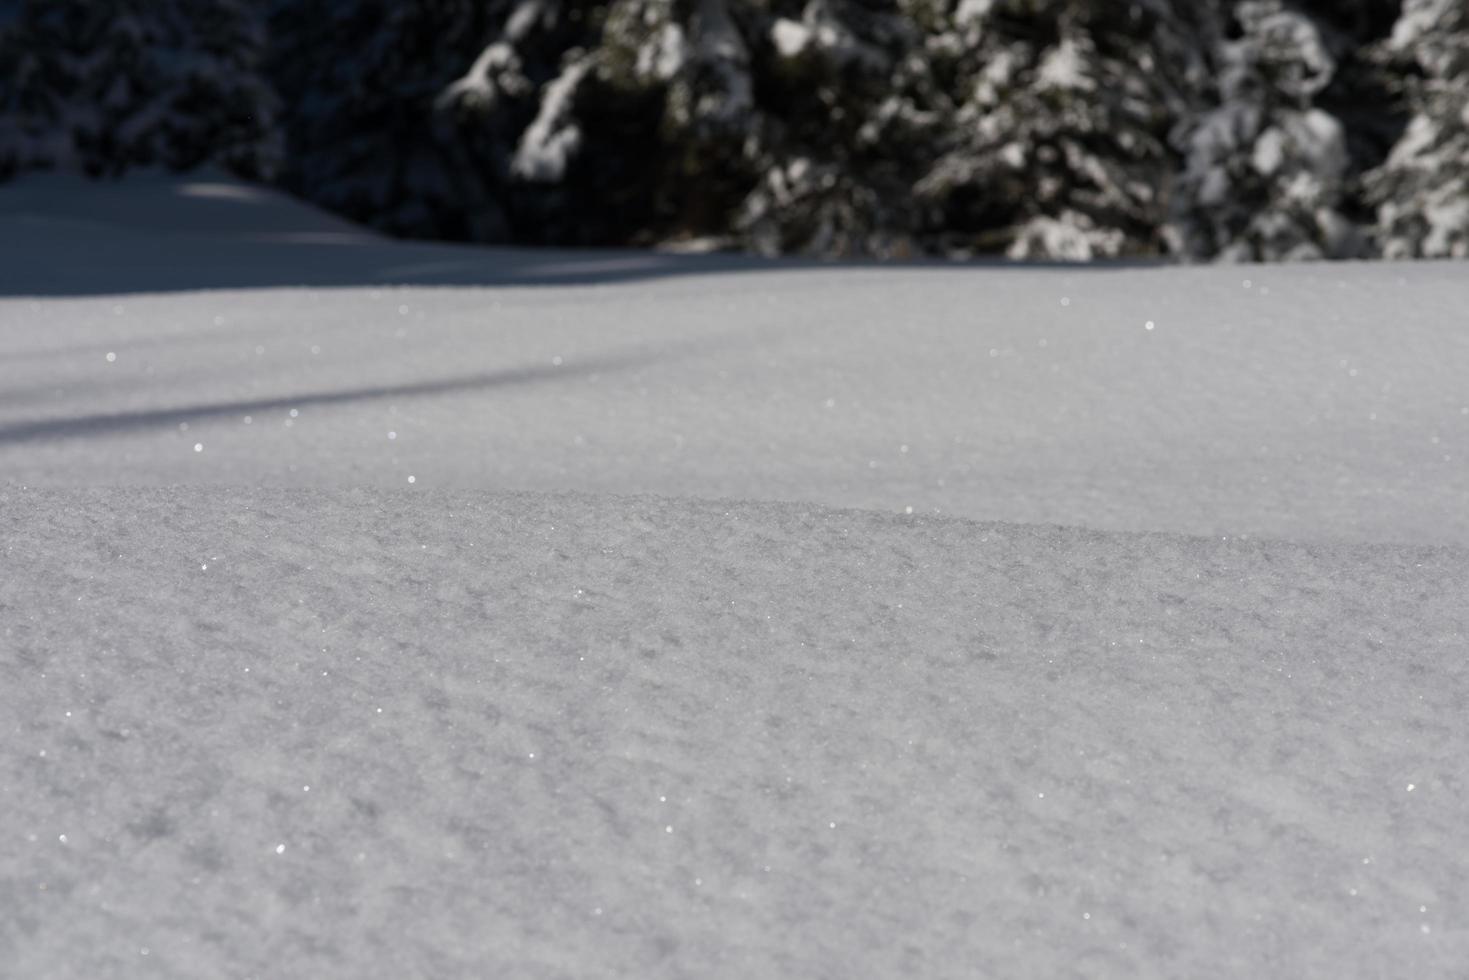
[2,173,1467,977]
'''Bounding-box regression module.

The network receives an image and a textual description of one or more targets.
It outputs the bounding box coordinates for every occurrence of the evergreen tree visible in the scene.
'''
[3,0,1466,264]
[1168,0,1399,261]
[1368,0,1469,258]
[465,0,693,246]
[268,0,515,241]
[0,0,279,180]
[1170,1,1349,260]
[442,0,768,249]
[731,0,939,256]
[910,0,1216,260]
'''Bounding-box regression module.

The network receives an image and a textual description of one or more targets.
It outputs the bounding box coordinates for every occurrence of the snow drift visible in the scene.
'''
[1,173,1467,976]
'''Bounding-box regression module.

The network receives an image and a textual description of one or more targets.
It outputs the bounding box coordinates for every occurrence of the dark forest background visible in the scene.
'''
[1,0,1465,262]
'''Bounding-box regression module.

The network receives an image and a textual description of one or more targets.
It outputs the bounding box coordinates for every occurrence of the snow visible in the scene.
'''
[771,19,810,59]
[1035,38,1093,93]
[2,172,1468,975]
[511,60,592,183]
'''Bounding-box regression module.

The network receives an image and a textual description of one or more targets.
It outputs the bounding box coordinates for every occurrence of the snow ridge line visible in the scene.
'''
[4,484,1467,561]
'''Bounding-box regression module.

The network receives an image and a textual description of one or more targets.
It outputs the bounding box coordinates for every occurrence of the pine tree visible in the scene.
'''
[1168,0,1401,261]
[467,0,693,246]
[0,1,76,178]
[440,0,756,249]
[268,0,514,241]
[914,0,1214,260]
[5,0,1463,264]
[1368,0,1469,258]
[0,0,279,180]
[732,0,939,256]
[442,0,779,249]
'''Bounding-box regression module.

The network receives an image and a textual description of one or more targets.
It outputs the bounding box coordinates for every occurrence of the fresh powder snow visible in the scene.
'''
[1,172,1467,977]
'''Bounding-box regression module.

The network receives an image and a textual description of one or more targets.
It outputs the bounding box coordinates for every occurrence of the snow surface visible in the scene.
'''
[2,172,1468,976]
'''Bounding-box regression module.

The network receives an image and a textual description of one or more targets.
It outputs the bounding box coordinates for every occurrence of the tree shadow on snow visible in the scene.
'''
[0,329,751,445]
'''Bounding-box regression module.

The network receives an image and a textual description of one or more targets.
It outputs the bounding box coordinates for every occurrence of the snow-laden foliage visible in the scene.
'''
[0,0,279,180]
[1,0,1467,261]
[1168,1,1382,261]
[445,0,1216,258]
[731,1,936,257]
[1368,0,1469,258]
[438,0,1427,261]
[914,0,1215,260]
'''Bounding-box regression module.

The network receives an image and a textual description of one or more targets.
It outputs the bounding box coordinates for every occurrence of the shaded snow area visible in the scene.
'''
[2,173,1469,976]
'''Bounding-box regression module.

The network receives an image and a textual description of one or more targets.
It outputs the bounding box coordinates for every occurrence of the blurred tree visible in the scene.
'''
[268,0,518,241]
[732,0,939,257]
[450,0,1212,260]
[914,0,1216,260]
[0,0,279,180]
[431,0,598,242]
[1166,0,1404,261]
[1368,0,1469,258]
[1,0,1463,264]
[1171,1,1360,260]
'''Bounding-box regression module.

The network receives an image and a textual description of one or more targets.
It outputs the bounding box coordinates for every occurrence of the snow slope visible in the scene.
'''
[2,173,1468,977]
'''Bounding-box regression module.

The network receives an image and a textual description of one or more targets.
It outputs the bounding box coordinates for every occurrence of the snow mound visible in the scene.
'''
[3,487,1466,977]
[4,173,1469,975]
[2,176,1466,546]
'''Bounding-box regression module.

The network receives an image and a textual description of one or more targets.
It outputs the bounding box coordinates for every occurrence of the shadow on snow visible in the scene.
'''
[0,170,1163,297]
